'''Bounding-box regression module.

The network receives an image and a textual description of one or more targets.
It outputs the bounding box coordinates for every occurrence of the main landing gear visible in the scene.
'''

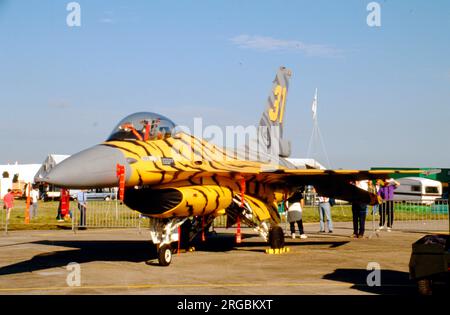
[229,195,286,251]
[268,225,285,249]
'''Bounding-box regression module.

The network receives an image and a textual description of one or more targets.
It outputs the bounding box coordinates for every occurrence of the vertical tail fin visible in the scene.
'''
[258,66,292,158]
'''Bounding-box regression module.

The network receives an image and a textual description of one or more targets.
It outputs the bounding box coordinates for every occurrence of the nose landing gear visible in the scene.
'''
[157,244,173,266]
[149,217,187,266]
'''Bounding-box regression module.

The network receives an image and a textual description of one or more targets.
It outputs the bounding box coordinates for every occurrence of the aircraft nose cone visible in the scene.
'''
[38,145,131,188]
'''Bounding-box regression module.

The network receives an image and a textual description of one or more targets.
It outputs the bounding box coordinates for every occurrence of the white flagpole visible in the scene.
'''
[307,88,318,158]
[312,88,318,121]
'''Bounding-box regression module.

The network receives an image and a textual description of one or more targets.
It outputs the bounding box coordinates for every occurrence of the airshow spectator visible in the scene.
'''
[3,189,14,224]
[29,186,39,220]
[286,189,307,239]
[367,180,379,216]
[351,181,368,238]
[317,193,333,233]
[378,178,400,232]
[56,189,70,222]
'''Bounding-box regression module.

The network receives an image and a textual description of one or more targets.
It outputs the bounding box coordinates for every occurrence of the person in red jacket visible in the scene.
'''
[3,189,14,223]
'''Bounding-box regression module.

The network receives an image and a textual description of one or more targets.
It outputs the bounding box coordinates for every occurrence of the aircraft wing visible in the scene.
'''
[168,168,421,206]
[257,168,422,183]
[187,167,420,185]
[149,167,422,205]
[247,168,422,205]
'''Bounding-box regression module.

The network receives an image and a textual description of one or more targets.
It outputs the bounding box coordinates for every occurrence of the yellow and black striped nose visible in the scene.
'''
[38,145,131,189]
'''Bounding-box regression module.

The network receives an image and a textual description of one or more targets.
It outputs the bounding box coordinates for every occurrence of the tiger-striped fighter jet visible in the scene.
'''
[39,67,418,266]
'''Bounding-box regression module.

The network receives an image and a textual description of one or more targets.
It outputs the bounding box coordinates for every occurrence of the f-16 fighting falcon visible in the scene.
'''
[38,67,419,266]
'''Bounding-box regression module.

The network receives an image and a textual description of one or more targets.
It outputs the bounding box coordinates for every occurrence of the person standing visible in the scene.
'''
[317,194,333,233]
[378,179,400,232]
[29,186,39,220]
[77,190,88,229]
[367,180,379,216]
[3,189,14,225]
[286,189,307,239]
[352,181,368,238]
[56,189,70,222]
[3,189,14,235]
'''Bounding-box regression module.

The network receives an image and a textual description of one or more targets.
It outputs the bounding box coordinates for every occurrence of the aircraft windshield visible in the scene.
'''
[107,112,176,141]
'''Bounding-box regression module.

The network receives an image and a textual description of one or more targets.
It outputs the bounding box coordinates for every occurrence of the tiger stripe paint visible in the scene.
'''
[101,128,423,223]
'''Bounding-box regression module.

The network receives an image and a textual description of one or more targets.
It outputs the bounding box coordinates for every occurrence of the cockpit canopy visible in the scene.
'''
[107,112,176,141]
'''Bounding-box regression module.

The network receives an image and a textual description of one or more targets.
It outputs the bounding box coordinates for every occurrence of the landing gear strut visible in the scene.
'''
[149,217,187,266]
[228,194,285,250]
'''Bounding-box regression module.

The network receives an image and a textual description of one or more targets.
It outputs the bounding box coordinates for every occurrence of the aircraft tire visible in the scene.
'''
[158,244,172,266]
[417,278,432,295]
[268,226,285,249]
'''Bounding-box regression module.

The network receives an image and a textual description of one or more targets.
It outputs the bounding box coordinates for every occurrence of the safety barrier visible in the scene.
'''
[70,200,149,231]
[1,198,448,234]
[390,199,449,232]
[0,199,14,235]
[287,199,449,233]
[201,197,450,232]
[72,199,448,232]
[212,215,227,228]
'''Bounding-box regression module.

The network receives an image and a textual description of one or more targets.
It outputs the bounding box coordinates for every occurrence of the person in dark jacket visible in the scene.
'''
[351,181,368,238]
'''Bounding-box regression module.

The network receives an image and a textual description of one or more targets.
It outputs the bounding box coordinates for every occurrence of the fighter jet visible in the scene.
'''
[38,67,418,266]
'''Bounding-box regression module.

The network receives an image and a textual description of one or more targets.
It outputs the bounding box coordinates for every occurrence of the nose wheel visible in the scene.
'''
[157,244,173,266]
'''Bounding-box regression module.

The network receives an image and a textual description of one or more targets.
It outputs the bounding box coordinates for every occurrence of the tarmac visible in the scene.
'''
[0,222,438,295]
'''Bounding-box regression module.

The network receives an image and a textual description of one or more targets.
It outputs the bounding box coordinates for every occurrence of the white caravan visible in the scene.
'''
[393,177,442,203]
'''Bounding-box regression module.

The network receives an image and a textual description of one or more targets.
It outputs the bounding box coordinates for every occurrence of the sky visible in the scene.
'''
[0,0,449,169]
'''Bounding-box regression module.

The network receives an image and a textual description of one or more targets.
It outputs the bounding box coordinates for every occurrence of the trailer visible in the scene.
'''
[394,177,442,204]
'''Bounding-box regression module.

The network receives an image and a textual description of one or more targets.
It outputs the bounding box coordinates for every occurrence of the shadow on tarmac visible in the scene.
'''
[0,232,349,275]
[201,233,349,253]
[0,240,158,276]
[323,268,418,295]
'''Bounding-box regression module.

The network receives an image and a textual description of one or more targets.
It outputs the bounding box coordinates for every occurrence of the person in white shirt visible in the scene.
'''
[317,193,333,233]
[286,189,307,239]
[29,186,40,220]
